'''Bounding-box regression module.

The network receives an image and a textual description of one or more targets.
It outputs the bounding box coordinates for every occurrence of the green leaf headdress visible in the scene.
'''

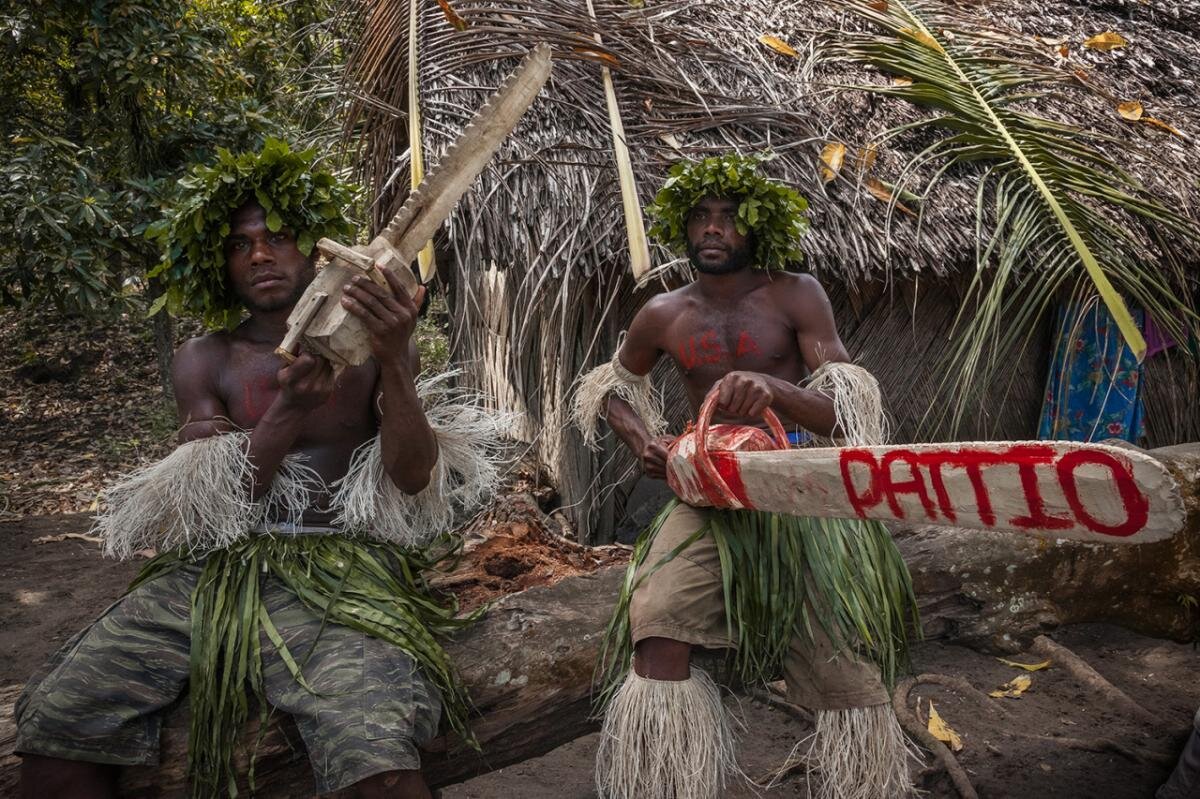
[647,153,810,271]
[146,138,357,329]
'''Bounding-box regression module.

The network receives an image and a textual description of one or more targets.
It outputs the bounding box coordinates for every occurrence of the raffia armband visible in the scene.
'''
[95,431,320,560]
[801,361,890,447]
[570,345,667,450]
[331,372,512,547]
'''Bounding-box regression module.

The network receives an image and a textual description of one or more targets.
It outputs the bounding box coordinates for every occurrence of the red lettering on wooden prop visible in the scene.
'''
[836,445,1150,538]
[1057,449,1149,537]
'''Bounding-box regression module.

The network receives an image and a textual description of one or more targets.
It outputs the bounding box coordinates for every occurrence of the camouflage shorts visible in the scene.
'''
[14,559,442,794]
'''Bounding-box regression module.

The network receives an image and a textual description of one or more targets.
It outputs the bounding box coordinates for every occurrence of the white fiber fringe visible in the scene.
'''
[331,372,513,547]
[777,704,918,799]
[803,362,889,447]
[96,432,258,559]
[571,347,666,450]
[595,667,739,799]
[97,371,510,557]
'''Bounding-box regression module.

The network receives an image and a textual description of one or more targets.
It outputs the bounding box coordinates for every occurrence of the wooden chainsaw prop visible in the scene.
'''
[666,387,1191,546]
[276,45,553,367]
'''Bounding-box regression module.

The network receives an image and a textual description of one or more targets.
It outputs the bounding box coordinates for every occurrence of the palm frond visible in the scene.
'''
[829,0,1200,432]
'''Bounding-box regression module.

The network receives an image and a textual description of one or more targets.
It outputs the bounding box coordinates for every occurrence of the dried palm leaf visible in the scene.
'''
[828,0,1199,431]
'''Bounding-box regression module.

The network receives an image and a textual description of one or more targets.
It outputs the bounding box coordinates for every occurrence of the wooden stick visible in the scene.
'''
[316,238,390,291]
[274,292,327,363]
[1031,635,1158,726]
[892,677,979,799]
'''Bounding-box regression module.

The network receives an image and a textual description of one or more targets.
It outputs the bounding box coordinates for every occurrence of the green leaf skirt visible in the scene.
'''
[130,534,478,797]
[597,500,919,706]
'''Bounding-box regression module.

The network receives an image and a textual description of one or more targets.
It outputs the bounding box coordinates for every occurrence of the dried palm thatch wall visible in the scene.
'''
[343,0,1200,542]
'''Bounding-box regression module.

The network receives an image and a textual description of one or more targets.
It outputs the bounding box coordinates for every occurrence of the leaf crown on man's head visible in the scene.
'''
[146,138,357,329]
[647,153,810,271]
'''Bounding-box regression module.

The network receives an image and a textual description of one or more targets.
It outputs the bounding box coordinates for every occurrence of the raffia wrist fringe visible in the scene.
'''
[332,372,512,547]
[595,666,738,799]
[571,346,666,450]
[95,371,511,558]
[802,361,889,447]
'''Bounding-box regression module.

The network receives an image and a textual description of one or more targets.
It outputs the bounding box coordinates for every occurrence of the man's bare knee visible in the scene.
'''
[354,768,432,799]
[633,636,692,680]
[19,754,117,799]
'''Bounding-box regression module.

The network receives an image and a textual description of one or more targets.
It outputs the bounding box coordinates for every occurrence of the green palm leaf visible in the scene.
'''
[830,0,1199,432]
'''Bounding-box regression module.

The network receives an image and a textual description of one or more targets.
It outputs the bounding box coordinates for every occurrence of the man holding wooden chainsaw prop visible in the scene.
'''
[574,152,917,799]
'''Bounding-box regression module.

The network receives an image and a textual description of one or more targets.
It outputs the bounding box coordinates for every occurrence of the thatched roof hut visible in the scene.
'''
[345,0,1200,542]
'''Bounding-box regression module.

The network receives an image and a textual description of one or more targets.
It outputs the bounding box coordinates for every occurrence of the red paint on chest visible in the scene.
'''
[243,374,278,422]
[677,329,725,369]
[734,331,760,358]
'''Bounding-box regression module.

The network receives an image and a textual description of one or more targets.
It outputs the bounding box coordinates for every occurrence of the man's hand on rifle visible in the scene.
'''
[715,371,775,418]
[277,353,337,413]
[340,267,428,371]
[640,434,676,480]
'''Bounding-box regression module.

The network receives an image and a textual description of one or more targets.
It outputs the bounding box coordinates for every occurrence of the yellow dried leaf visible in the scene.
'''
[927,701,964,751]
[892,75,913,86]
[856,144,878,172]
[865,178,917,217]
[1084,31,1127,50]
[997,657,1051,672]
[1117,100,1144,121]
[1143,116,1183,136]
[436,0,468,30]
[989,674,1033,699]
[820,142,847,183]
[759,34,800,58]
[901,27,943,51]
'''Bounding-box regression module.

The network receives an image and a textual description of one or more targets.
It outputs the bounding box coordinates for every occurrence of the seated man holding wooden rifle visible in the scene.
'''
[14,140,505,798]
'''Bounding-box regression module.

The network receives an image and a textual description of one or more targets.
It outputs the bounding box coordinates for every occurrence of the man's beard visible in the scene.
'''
[687,238,754,275]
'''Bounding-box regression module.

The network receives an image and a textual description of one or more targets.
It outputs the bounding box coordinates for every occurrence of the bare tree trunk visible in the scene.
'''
[147,277,174,400]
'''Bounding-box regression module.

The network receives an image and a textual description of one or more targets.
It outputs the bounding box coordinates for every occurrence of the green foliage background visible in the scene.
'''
[0,0,346,316]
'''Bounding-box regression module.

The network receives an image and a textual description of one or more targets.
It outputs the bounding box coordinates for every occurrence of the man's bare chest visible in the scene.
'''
[663,311,797,377]
[218,353,377,438]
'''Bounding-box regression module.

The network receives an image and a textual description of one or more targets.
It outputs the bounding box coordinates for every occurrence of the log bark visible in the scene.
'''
[902,444,1200,651]
[2,445,1196,796]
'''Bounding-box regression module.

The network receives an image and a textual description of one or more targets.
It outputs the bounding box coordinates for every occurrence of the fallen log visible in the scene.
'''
[901,444,1200,651]
[1,445,1196,795]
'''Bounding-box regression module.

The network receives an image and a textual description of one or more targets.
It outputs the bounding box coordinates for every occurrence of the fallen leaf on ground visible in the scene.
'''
[868,0,888,11]
[759,35,799,58]
[659,133,683,150]
[436,0,468,30]
[820,142,847,183]
[997,657,1051,671]
[928,701,964,751]
[1143,117,1183,136]
[901,27,943,51]
[1117,100,1144,121]
[33,533,101,545]
[865,178,917,216]
[990,674,1033,698]
[1084,31,1127,50]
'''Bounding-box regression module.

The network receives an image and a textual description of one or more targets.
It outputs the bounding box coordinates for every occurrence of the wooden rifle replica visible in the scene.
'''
[276,44,553,366]
[668,388,1194,546]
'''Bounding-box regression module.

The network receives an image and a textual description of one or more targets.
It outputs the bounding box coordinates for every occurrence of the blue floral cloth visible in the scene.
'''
[1038,301,1144,443]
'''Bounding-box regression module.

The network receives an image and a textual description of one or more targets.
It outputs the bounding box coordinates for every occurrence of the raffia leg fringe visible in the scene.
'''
[594,667,738,799]
[778,703,918,799]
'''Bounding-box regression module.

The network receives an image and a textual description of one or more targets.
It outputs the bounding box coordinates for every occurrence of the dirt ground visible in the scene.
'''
[2,513,1197,799]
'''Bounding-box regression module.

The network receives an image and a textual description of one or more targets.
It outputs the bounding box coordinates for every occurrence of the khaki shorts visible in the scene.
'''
[629,502,889,710]
[15,560,441,794]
